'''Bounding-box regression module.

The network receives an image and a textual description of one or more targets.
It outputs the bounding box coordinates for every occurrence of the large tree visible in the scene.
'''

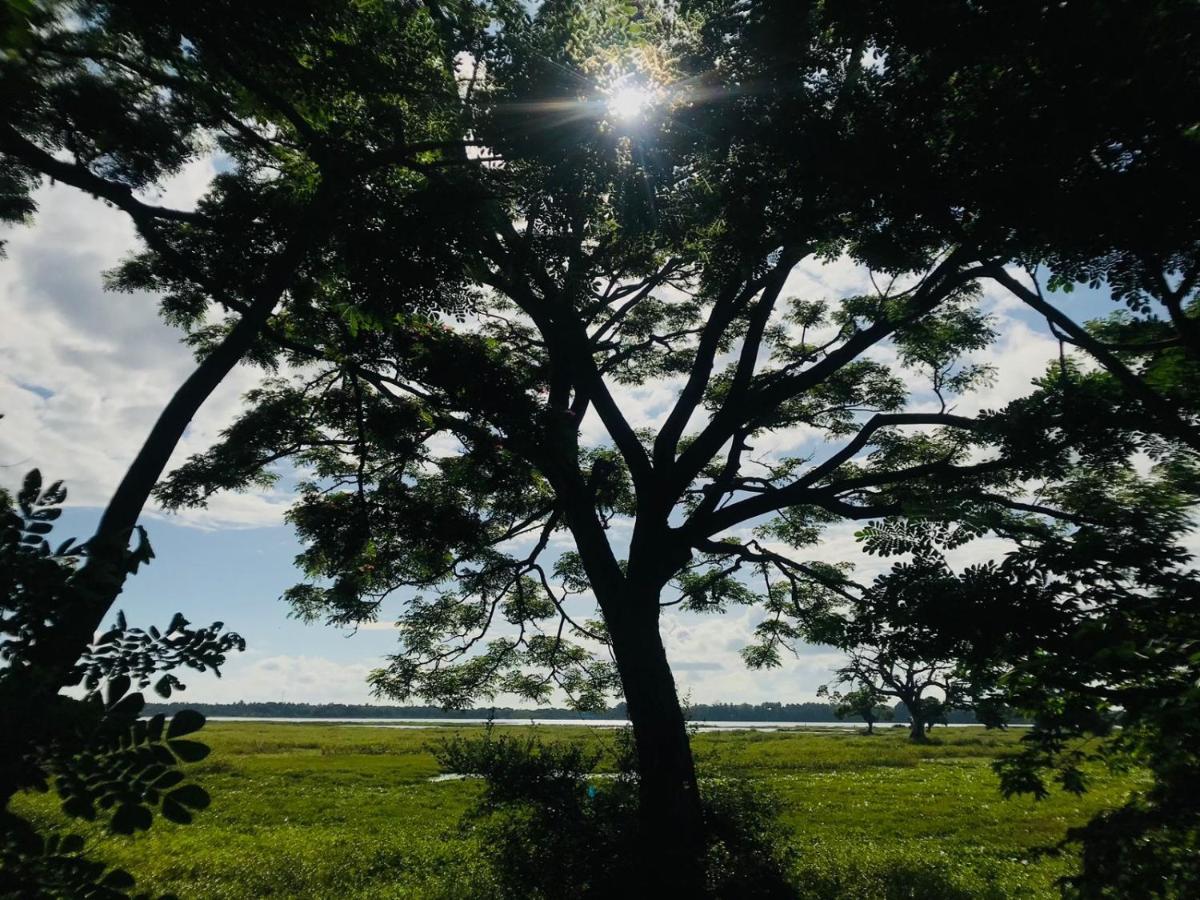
[0,0,483,805]
[149,0,1200,882]
[815,682,894,736]
[820,647,960,744]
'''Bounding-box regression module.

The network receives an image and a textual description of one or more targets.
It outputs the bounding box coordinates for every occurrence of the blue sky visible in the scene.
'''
[1,157,1121,707]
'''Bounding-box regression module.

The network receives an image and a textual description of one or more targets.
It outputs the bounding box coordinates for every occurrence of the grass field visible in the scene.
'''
[13,722,1144,898]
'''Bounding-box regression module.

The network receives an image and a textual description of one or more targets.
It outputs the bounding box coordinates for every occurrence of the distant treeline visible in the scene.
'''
[141,699,994,724]
[687,701,984,724]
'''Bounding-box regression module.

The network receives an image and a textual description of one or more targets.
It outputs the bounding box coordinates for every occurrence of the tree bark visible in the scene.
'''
[908,714,928,743]
[603,591,707,895]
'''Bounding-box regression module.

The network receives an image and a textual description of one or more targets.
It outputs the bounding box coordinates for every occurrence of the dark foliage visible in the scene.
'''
[0,470,241,898]
[434,728,795,899]
[850,493,1200,898]
[4,1,1200,893]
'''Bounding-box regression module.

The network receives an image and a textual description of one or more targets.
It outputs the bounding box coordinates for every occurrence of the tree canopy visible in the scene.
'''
[138,0,1200,885]
[0,0,483,811]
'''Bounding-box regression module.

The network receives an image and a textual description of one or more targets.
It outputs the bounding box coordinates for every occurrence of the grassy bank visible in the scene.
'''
[13,723,1143,898]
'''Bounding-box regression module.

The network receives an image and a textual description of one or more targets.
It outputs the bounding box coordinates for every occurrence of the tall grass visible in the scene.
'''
[12,723,1143,898]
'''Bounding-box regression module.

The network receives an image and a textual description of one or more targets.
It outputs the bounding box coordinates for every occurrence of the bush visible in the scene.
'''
[432,728,795,899]
[700,776,796,898]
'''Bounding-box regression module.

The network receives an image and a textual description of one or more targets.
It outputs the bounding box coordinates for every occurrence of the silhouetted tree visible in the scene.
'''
[0,0,482,806]
[7,1,1200,889]
[150,2,1200,883]
[851,478,1200,898]
[815,683,893,735]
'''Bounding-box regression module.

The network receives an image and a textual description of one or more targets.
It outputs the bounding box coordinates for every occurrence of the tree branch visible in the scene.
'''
[0,126,209,226]
[669,254,986,500]
[988,264,1200,452]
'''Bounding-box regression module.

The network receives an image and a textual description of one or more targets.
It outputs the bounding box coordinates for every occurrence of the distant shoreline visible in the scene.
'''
[203,716,885,731]
[143,700,996,725]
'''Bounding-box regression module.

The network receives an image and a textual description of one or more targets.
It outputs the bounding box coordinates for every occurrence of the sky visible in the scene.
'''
[0,156,1121,708]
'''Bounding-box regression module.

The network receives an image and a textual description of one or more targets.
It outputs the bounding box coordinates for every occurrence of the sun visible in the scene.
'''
[607,85,653,122]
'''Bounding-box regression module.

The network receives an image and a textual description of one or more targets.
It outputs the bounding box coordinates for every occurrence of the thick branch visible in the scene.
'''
[651,264,769,473]
[988,265,1200,452]
[670,255,984,500]
[689,413,983,535]
[0,126,208,226]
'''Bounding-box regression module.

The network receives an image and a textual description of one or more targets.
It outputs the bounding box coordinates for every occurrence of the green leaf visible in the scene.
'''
[126,525,155,573]
[159,797,193,825]
[111,802,153,834]
[106,690,145,723]
[167,739,210,762]
[100,868,137,890]
[104,674,132,708]
[61,797,95,821]
[153,770,184,789]
[146,713,166,741]
[18,468,41,512]
[168,784,211,810]
[166,708,206,739]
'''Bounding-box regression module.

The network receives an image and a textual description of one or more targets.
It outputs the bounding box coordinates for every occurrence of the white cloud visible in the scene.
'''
[150,489,296,531]
[181,654,379,704]
[784,254,876,299]
[956,318,1060,416]
[662,607,847,704]
[354,621,402,632]
[0,164,287,528]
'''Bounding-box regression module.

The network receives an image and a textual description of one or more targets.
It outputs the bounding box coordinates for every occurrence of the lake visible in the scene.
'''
[204,716,995,731]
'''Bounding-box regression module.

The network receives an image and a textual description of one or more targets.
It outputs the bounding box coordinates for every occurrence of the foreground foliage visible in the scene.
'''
[0,471,242,898]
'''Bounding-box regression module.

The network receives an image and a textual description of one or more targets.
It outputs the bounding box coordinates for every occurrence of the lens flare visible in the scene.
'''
[607,85,652,121]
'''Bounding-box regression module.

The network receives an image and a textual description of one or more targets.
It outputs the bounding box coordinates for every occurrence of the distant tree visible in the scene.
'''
[786,607,963,743]
[816,682,893,735]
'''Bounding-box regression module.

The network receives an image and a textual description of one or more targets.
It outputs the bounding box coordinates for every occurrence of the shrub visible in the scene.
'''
[432,728,795,899]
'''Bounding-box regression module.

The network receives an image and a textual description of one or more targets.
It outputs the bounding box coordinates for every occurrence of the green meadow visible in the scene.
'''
[13,723,1145,899]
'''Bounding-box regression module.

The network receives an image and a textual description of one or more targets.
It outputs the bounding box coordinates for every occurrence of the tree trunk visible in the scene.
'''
[557,488,706,890]
[0,297,279,803]
[909,716,928,743]
[1,189,335,804]
[604,595,707,895]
